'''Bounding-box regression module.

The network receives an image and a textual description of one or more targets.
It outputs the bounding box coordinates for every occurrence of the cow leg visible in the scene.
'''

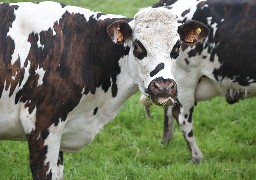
[172,104,204,163]
[140,94,152,119]
[57,151,64,179]
[25,119,66,180]
[161,106,175,144]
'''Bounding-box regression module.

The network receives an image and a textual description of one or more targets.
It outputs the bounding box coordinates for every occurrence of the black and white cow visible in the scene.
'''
[141,0,256,163]
[0,1,209,179]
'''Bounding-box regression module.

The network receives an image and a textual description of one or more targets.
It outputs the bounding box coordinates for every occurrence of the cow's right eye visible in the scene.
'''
[170,51,179,59]
[170,40,181,59]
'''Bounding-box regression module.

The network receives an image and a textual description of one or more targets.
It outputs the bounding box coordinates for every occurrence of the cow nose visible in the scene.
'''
[147,77,177,106]
[149,78,176,95]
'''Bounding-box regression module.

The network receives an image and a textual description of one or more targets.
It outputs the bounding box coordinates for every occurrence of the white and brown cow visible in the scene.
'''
[141,0,256,163]
[0,1,208,179]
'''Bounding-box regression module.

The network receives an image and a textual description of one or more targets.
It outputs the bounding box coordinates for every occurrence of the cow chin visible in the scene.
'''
[151,96,176,106]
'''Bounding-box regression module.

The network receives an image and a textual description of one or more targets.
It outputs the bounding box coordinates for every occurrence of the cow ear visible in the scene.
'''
[107,20,133,44]
[178,20,209,45]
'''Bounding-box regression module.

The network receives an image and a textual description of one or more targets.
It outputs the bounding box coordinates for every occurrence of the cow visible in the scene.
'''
[140,0,256,163]
[0,1,209,179]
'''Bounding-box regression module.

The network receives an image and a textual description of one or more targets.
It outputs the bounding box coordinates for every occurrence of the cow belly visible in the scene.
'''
[195,77,220,101]
[0,93,25,140]
[60,90,127,152]
[60,110,121,153]
[60,115,105,152]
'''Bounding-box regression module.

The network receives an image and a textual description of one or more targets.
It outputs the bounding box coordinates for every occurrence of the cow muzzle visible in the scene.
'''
[146,77,177,106]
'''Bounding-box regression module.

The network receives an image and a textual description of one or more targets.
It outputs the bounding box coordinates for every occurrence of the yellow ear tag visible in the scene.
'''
[196,28,202,34]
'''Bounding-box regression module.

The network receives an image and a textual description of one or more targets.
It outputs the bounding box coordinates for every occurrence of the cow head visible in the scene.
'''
[107,7,209,106]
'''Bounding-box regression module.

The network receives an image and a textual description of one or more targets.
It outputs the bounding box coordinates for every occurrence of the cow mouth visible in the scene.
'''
[151,95,176,106]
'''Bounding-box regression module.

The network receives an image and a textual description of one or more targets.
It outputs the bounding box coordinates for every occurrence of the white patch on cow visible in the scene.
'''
[35,65,45,86]
[20,61,31,89]
[98,14,125,21]
[64,5,100,21]
[206,17,218,37]
[64,5,125,22]
[11,72,17,80]
[202,4,209,9]
[128,7,179,92]
[0,90,38,140]
[56,163,64,180]
[8,1,66,65]
[20,104,37,135]
[44,120,66,178]
[0,82,25,140]
[37,34,44,49]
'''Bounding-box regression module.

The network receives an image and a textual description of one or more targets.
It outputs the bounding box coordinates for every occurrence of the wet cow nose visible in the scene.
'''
[148,77,177,97]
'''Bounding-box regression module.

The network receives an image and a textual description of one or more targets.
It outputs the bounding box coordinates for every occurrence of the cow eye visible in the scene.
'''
[133,41,143,53]
[133,40,147,60]
[170,40,181,59]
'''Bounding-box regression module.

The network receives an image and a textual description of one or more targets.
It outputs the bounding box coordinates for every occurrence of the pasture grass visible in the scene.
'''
[1,0,256,179]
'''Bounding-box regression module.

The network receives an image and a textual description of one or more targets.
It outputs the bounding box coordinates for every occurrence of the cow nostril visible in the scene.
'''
[169,81,176,90]
[153,81,161,90]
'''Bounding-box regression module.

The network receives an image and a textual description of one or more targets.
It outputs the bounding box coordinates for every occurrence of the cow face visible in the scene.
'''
[107,7,209,106]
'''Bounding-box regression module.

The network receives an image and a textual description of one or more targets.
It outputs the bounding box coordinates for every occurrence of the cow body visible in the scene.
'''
[151,0,256,163]
[0,1,208,178]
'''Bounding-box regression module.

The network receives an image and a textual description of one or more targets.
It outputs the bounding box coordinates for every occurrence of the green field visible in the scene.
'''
[0,0,256,179]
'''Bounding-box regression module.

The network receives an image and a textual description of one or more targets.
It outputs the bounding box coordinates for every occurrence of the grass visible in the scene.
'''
[1,0,256,179]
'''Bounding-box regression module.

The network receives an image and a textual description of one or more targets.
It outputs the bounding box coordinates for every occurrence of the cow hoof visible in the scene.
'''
[161,138,171,144]
[160,134,173,144]
[192,156,205,164]
[145,108,151,119]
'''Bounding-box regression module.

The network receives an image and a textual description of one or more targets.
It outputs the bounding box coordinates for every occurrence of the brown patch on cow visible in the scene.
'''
[27,132,50,179]
[0,4,19,97]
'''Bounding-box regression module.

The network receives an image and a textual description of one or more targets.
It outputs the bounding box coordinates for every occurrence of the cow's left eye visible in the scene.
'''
[133,40,147,60]
[134,42,143,53]
[170,40,181,59]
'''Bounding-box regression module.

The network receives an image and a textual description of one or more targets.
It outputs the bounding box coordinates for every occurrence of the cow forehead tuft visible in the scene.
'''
[134,7,177,28]
[133,7,179,52]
